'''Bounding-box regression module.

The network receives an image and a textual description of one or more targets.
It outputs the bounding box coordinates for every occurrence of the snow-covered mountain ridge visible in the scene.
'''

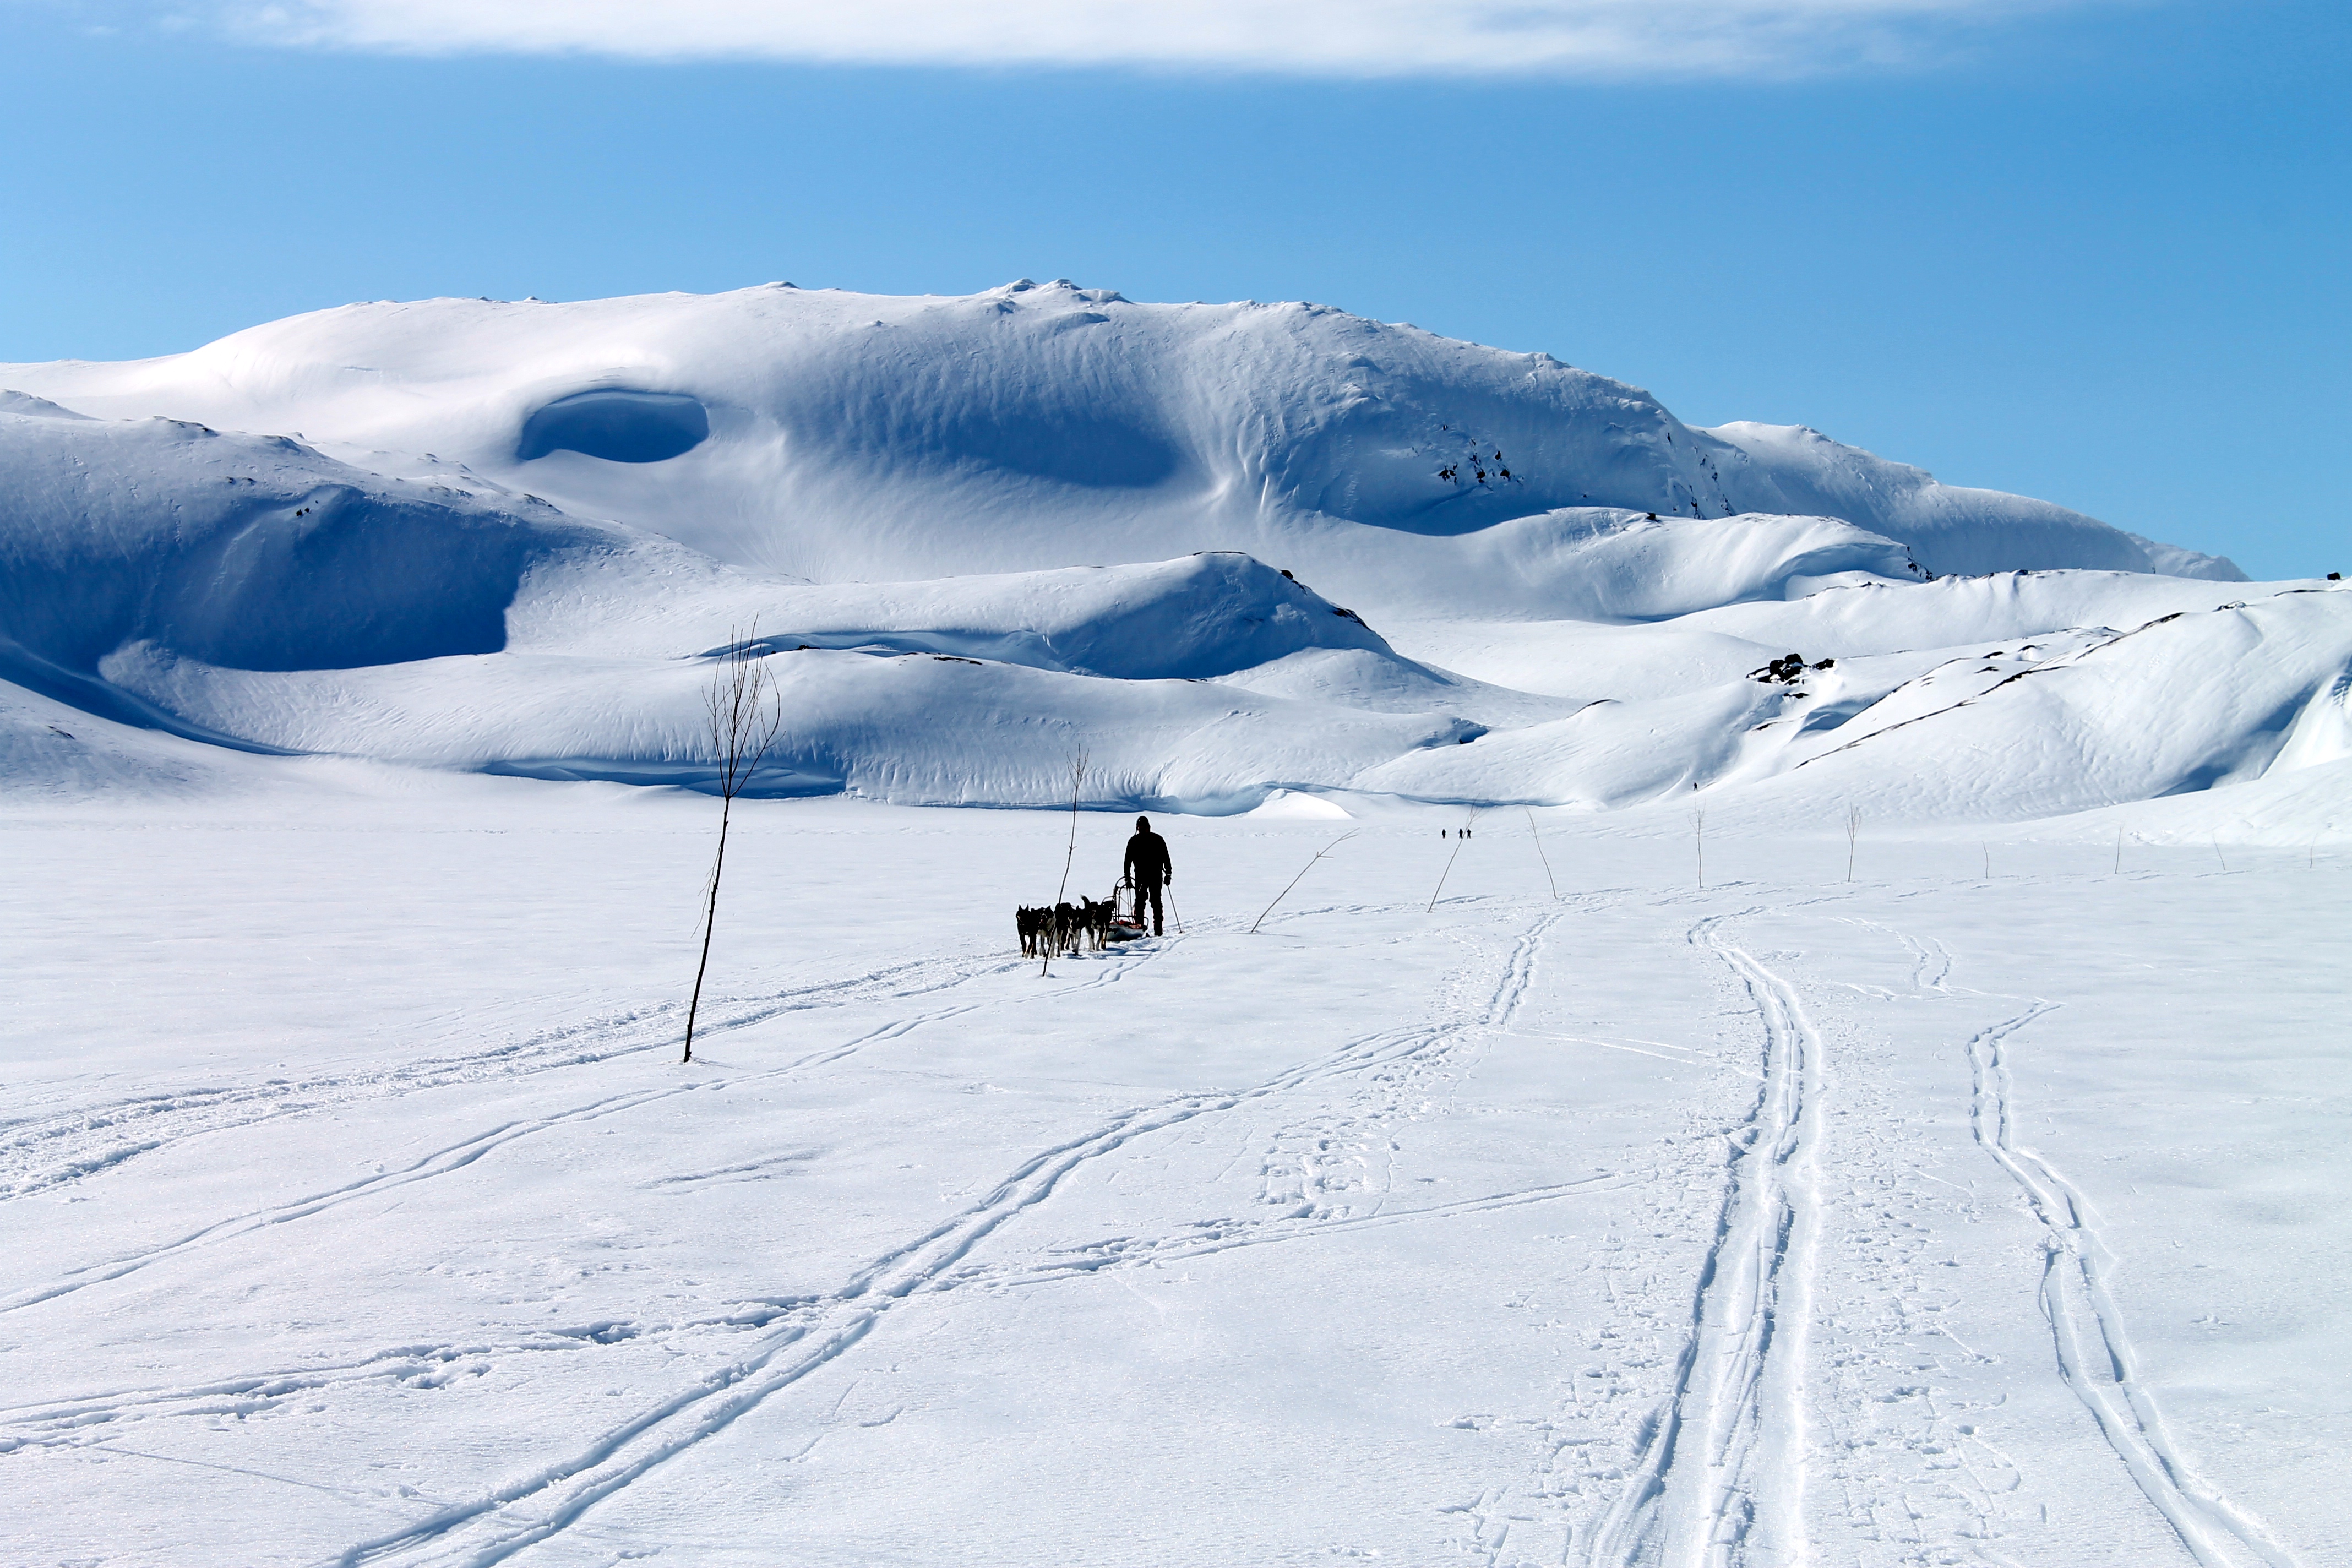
[0,280,2240,603]
[6,281,2340,829]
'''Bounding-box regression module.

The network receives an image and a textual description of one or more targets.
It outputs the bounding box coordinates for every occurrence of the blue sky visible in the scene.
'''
[1,1,2343,576]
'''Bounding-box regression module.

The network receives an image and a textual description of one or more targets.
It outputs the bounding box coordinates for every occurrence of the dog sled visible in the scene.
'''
[1106,876,1149,944]
[1014,881,1153,961]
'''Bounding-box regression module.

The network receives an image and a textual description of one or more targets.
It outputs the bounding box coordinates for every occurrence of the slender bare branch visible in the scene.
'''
[1251,830,1357,935]
[1428,808,1481,913]
[1042,747,1090,978]
[1054,747,1089,906]
[684,626,783,1063]
[1526,807,1559,902]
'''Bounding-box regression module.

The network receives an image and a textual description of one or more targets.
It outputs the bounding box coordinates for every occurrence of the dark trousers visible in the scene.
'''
[1135,878,1164,934]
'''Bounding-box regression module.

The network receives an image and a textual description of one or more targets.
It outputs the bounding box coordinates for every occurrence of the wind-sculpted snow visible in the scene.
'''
[0,398,611,714]
[95,641,1487,810]
[7,288,2349,1568]
[1368,587,2352,815]
[0,401,1476,807]
[514,388,710,464]
[1367,505,1921,622]
[1703,421,2246,581]
[1762,590,2352,817]
[0,279,2230,612]
[4,380,2346,816]
[1,281,2337,820]
[676,552,1397,682]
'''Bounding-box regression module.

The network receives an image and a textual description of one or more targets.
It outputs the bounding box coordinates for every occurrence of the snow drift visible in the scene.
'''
[0,281,2328,823]
[1701,420,2244,581]
[0,280,2239,616]
[0,398,612,737]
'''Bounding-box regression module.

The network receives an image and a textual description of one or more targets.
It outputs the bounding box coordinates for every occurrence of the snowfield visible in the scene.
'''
[4,786,2346,1566]
[2,284,2345,1566]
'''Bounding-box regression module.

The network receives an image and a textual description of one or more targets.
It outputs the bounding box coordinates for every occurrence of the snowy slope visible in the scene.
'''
[0,396,1483,808]
[4,285,2346,1568]
[1371,587,2352,816]
[0,280,2233,612]
[0,282,2333,824]
[1702,420,2246,580]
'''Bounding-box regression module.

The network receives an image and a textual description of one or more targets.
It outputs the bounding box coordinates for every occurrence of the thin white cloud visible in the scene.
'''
[214,0,2083,78]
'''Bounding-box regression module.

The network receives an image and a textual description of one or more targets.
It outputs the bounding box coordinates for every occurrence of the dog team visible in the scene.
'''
[1016,816,1175,955]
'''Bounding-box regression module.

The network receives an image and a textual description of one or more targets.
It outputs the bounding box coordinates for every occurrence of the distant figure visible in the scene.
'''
[1124,815,1174,936]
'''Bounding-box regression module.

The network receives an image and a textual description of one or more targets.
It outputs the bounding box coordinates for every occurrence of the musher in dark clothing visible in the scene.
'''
[1124,816,1173,935]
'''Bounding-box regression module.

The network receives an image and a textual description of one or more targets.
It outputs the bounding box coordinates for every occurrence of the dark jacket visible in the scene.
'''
[1124,830,1172,885]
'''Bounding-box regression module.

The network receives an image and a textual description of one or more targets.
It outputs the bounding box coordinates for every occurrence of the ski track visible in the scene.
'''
[1830,916,1958,998]
[1962,1008,2302,1568]
[302,903,1573,1567]
[37,888,2305,1568]
[4,885,1536,1208]
[1249,903,1574,1224]
[0,899,1582,1567]
[0,1177,1630,1461]
[1583,909,1829,1568]
[992,1174,1628,1289]
[0,950,1026,1203]
[0,932,1182,1318]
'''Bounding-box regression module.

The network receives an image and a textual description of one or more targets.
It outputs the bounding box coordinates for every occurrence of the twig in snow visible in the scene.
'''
[1526,807,1559,902]
[1428,809,1480,912]
[1250,830,1357,934]
[684,625,785,1064]
[1053,747,1089,906]
[1043,746,1089,978]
